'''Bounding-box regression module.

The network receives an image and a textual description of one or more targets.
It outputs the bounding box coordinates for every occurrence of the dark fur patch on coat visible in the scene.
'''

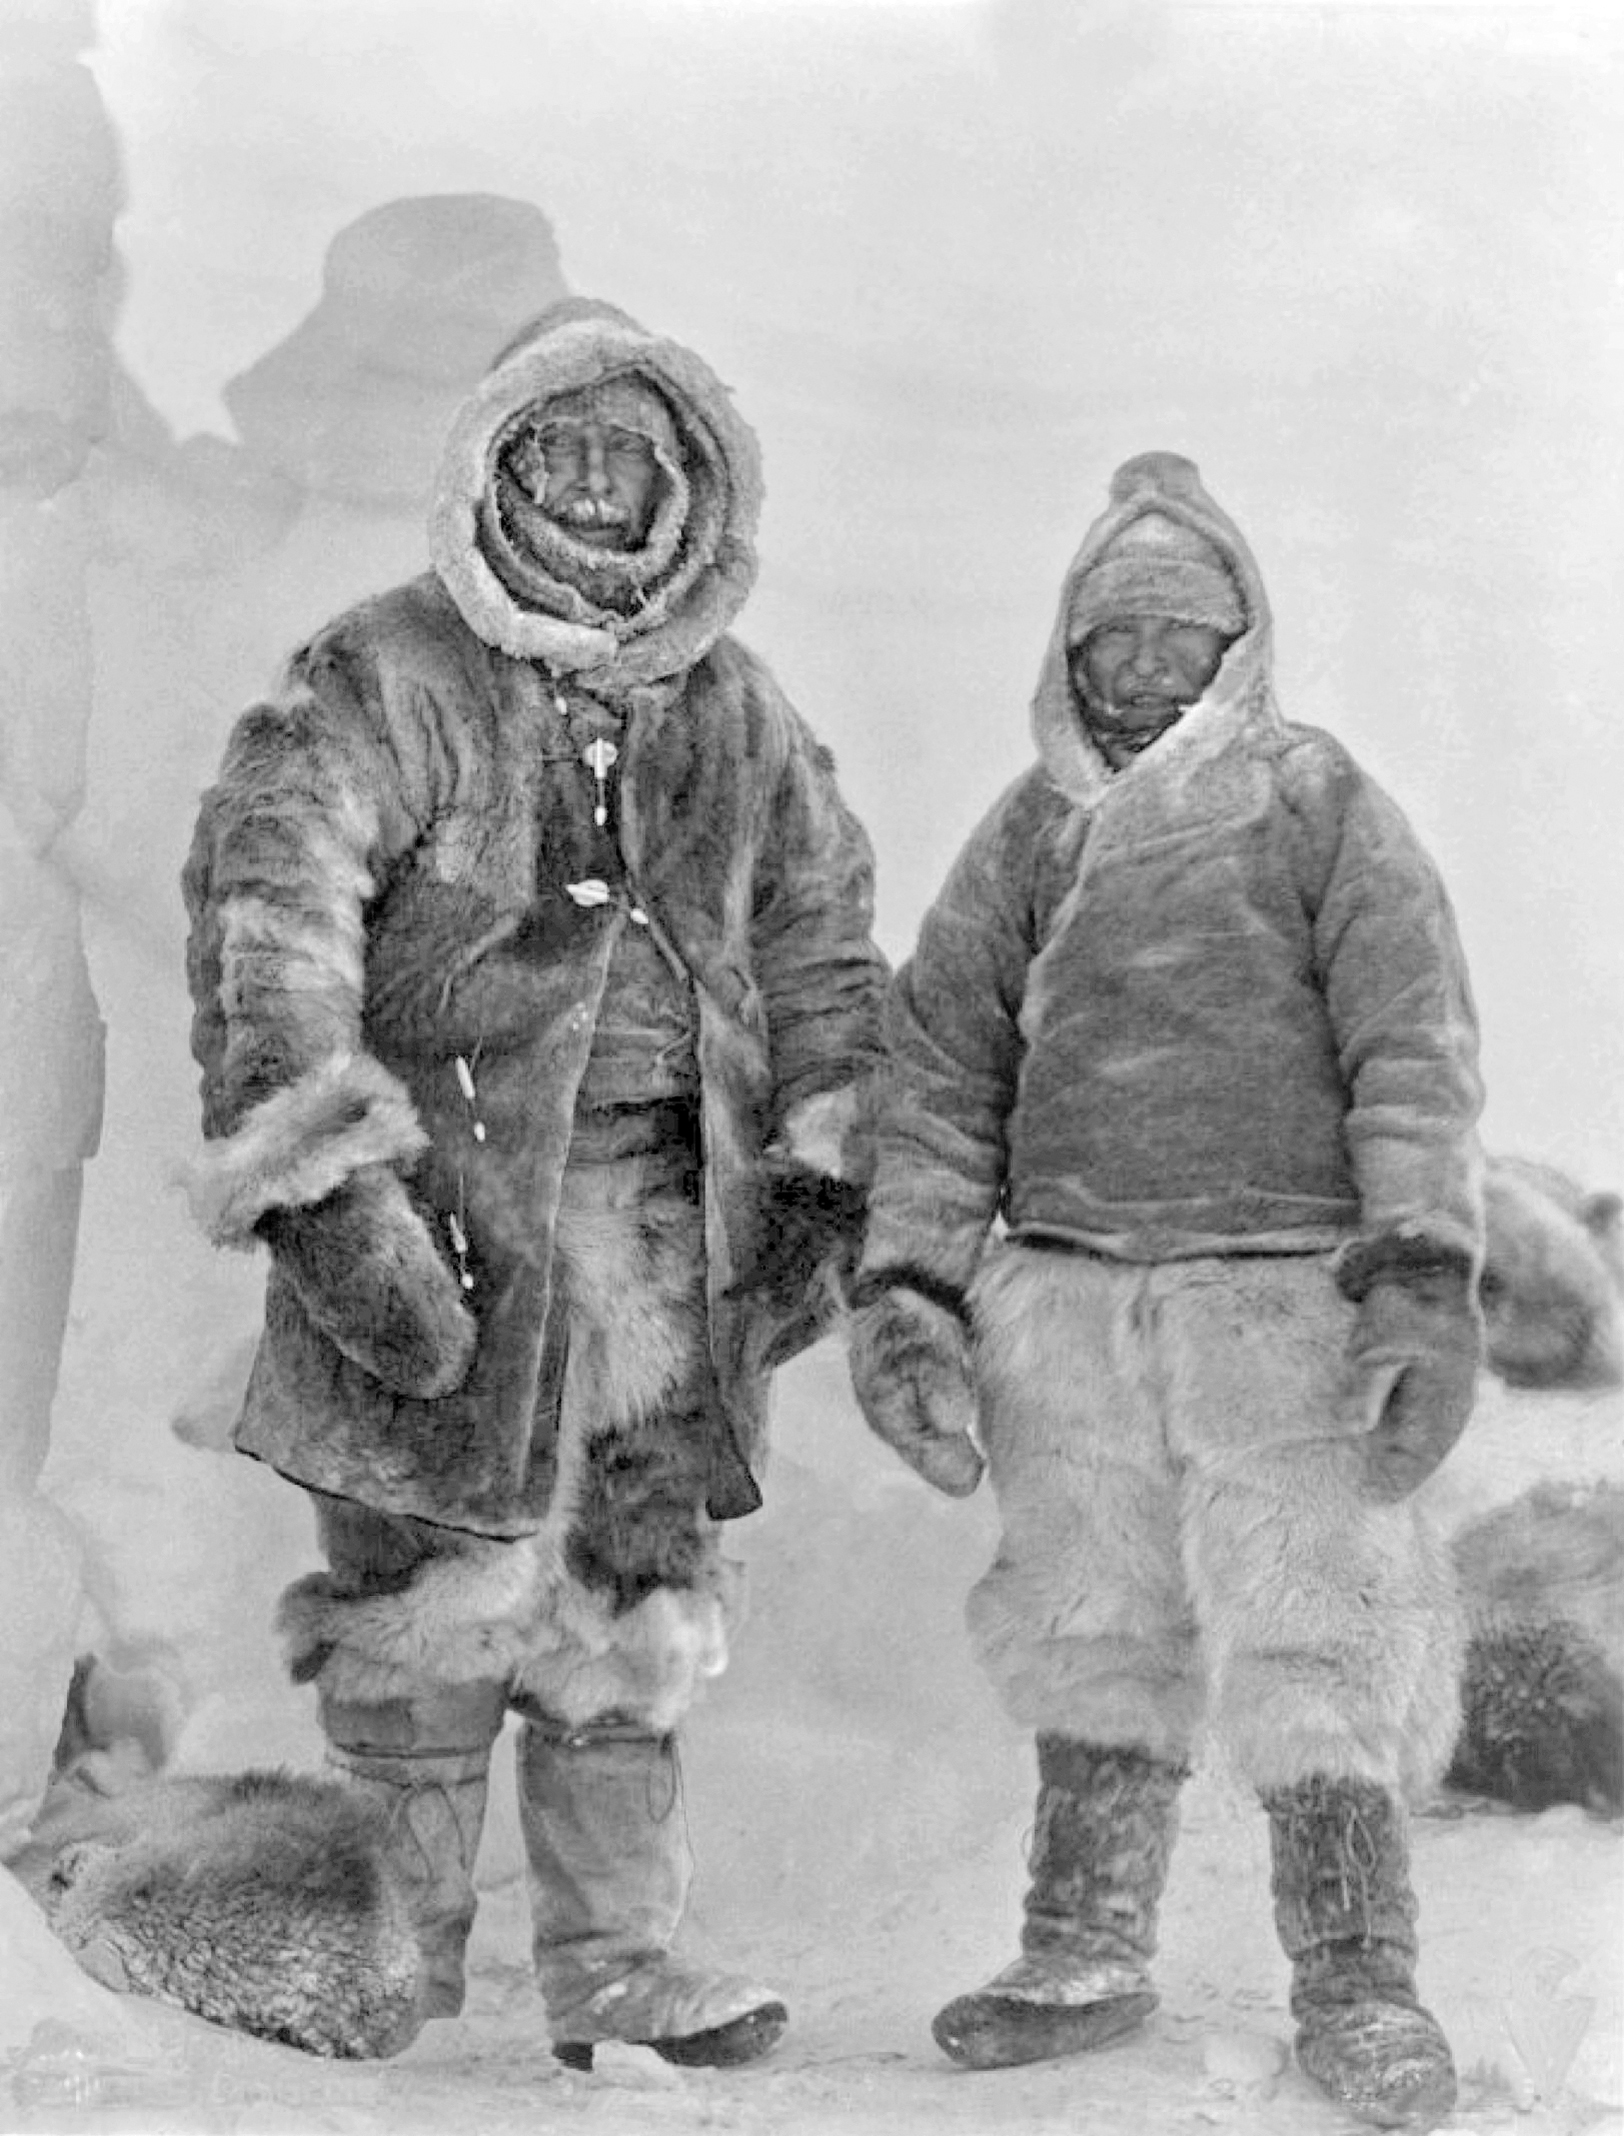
[727,1161,867,1365]
[566,1411,717,1611]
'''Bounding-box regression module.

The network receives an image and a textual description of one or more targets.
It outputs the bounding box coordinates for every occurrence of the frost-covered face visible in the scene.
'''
[501,408,663,550]
[1070,614,1232,757]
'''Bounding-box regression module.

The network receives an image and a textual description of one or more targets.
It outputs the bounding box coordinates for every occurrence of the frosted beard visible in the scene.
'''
[478,384,695,625]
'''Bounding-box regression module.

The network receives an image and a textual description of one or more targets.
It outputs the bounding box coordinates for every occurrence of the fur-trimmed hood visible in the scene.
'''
[857,451,1483,1288]
[428,296,763,684]
[1030,450,1281,808]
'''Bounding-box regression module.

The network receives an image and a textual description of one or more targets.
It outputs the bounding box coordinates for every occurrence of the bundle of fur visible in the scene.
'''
[1449,1156,1622,1816]
[1448,1480,1622,1818]
[1480,1154,1622,1391]
[9,1702,421,2060]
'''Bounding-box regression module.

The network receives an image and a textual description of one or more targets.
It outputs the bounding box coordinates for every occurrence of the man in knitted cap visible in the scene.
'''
[181,297,886,2067]
[846,451,1483,2129]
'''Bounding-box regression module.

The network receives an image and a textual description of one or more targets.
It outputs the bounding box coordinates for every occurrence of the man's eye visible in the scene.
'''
[606,430,652,461]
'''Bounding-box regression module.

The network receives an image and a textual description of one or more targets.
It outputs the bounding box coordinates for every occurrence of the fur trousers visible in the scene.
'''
[279,1148,744,1733]
[965,1246,1465,1797]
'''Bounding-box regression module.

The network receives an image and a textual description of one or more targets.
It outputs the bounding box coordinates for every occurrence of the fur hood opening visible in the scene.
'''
[1030,451,1282,805]
[428,296,764,684]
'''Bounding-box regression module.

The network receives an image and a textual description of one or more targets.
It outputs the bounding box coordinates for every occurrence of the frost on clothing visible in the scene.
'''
[181,297,888,1545]
[862,454,1484,1295]
[176,297,885,2064]
[851,453,1484,2120]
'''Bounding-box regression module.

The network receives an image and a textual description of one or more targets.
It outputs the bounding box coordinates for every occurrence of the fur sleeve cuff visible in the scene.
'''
[180,1054,428,1248]
[1332,1228,1477,1302]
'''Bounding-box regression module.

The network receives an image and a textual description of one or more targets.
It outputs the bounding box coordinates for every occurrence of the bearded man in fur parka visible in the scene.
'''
[847,452,1485,2130]
[181,296,887,2068]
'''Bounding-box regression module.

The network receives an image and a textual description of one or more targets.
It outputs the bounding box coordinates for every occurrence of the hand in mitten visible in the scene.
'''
[259,1163,477,1399]
[1343,1265,1483,1501]
[729,1159,868,1313]
[846,1280,984,1497]
[726,1158,868,1368]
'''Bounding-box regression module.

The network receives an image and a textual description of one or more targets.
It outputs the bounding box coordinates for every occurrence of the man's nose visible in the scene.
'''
[1125,629,1167,672]
[580,433,612,492]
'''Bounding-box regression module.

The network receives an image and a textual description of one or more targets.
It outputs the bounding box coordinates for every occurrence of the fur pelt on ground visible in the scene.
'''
[6,1676,422,2059]
[1480,1154,1623,1392]
[1444,1154,1623,1816]
[1447,1478,1623,1818]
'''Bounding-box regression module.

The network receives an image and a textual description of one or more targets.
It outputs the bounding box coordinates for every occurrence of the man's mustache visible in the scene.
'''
[1107,685,1183,709]
[551,495,633,530]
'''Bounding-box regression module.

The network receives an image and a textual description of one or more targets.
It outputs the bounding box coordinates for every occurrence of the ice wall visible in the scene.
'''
[0,0,115,1851]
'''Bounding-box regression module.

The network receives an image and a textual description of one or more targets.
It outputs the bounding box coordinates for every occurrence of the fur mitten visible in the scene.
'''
[259,1163,476,1399]
[1342,1264,1483,1501]
[846,1279,984,1496]
[728,1158,868,1368]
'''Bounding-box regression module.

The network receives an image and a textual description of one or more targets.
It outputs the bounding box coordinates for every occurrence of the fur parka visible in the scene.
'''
[182,300,887,1536]
[860,452,1484,1294]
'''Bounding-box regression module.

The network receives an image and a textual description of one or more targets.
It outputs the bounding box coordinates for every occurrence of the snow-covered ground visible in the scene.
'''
[3,1354,1621,2136]
[1,4,1620,2132]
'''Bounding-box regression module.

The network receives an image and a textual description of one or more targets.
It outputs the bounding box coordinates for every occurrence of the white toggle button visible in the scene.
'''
[566,879,612,907]
[454,1056,488,1144]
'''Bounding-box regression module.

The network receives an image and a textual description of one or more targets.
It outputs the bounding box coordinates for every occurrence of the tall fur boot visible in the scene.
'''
[1265,1776,1456,2129]
[932,1738,1186,2070]
[517,1713,786,2070]
[320,1682,505,2023]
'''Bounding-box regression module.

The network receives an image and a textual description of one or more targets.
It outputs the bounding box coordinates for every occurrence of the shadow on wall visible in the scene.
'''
[222,193,569,505]
[40,189,575,1782]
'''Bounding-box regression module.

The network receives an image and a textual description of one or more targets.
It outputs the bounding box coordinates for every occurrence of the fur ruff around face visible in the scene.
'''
[1029,451,1278,811]
[429,296,764,684]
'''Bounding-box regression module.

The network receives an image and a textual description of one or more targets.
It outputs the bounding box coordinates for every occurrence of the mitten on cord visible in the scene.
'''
[1340,1251,1483,1502]
[846,1277,984,1497]
[258,1163,477,1400]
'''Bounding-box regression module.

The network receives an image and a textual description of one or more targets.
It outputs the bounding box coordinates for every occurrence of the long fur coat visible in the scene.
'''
[181,299,887,1537]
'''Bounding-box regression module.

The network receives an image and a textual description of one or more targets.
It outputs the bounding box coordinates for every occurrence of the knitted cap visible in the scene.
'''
[1066,506,1244,646]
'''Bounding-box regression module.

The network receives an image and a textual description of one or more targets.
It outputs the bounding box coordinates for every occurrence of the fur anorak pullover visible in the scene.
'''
[861,453,1484,1297]
[183,298,887,1537]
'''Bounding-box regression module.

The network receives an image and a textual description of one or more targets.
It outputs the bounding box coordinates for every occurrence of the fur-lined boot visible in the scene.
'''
[517,1714,786,2070]
[1265,1776,1456,2129]
[320,1681,506,2023]
[932,1737,1185,2070]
